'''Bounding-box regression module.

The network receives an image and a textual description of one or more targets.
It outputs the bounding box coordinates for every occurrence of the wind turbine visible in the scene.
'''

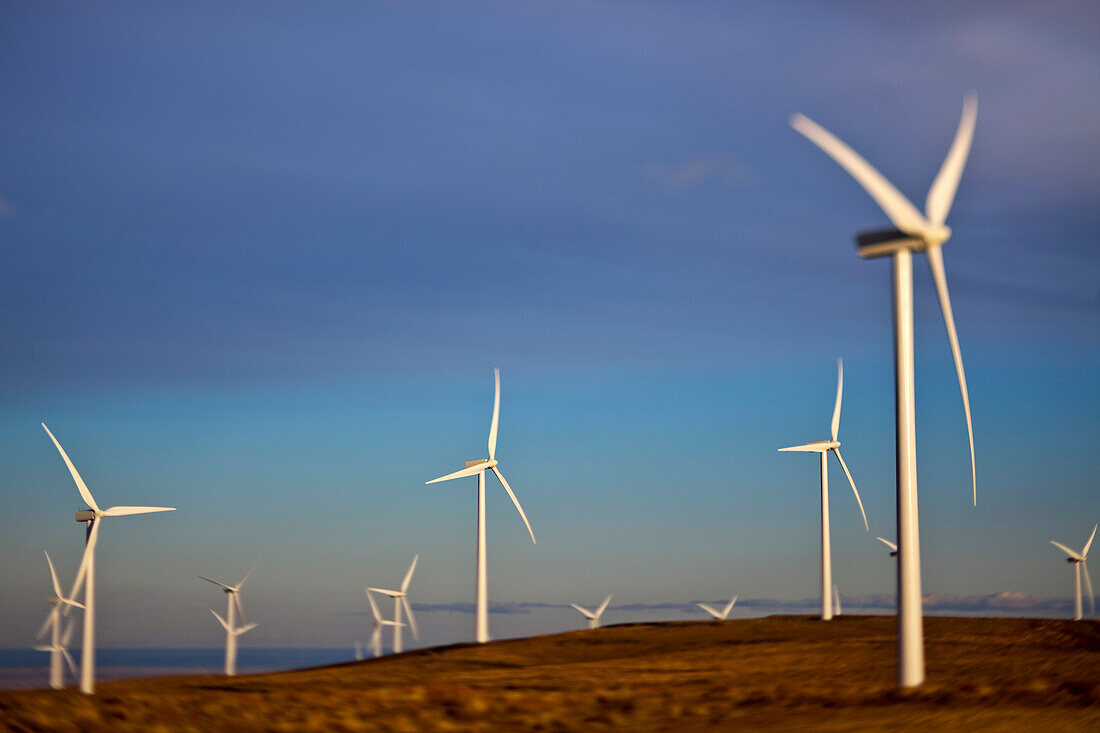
[426,369,536,643]
[367,555,419,654]
[833,585,842,616]
[1051,524,1096,621]
[200,567,257,676]
[32,618,78,690]
[35,551,85,689]
[779,359,869,621]
[365,589,404,657]
[570,595,612,630]
[41,423,176,695]
[354,641,365,662]
[791,96,979,687]
[877,537,899,557]
[697,595,738,621]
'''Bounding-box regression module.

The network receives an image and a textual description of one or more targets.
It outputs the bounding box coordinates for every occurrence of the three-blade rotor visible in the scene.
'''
[1051,524,1097,615]
[571,595,612,622]
[790,98,978,505]
[367,555,420,640]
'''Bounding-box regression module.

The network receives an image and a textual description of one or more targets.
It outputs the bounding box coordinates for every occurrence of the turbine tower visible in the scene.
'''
[427,369,536,643]
[791,96,978,687]
[42,423,176,695]
[570,595,612,629]
[779,359,869,621]
[1051,524,1096,621]
[697,595,738,621]
[367,555,419,654]
[365,589,404,657]
[833,584,842,616]
[35,551,85,689]
[200,567,257,675]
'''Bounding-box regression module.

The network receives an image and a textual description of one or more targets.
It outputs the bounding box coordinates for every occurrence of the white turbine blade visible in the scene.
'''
[102,505,175,517]
[832,448,868,531]
[595,595,612,618]
[237,622,258,635]
[401,555,419,593]
[36,607,58,640]
[367,587,401,597]
[31,645,52,653]
[210,609,232,632]
[925,245,976,506]
[778,441,830,452]
[61,598,85,611]
[381,620,404,628]
[233,592,246,622]
[925,95,978,226]
[696,603,719,619]
[199,576,235,591]
[790,114,929,236]
[66,518,100,614]
[570,603,594,619]
[235,564,257,591]
[61,648,79,677]
[722,595,739,617]
[60,618,76,647]
[366,589,383,623]
[488,368,500,461]
[876,537,898,552]
[402,597,419,641]
[44,551,63,598]
[491,466,536,544]
[831,359,843,442]
[1050,541,1082,560]
[426,462,489,485]
[1082,524,1098,559]
[1083,560,1095,615]
[42,424,100,513]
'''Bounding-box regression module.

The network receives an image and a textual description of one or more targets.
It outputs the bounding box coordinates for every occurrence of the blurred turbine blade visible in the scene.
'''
[42,424,100,513]
[570,603,593,619]
[832,448,868,530]
[236,564,257,590]
[877,537,898,552]
[67,519,101,614]
[488,368,500,461]
[403,597,419,641]
[44,551,63,598]
[62,648,79,677]
[233,592,245,623]
[697,603,718,619]
[36,607,58,640]
[925,95,978,226]
[723,595,739,617]
[491,466,535,544]
[366,589,383,622]
[925,245,976,505]
[1051,541,1081,560]
[831,359,843,442]
[210,609,231,632]
[1083,524,1098,559]
[200,576,235,591]
[1083,560,1095,616]
[596,595,612,617]
[401,555,419,593]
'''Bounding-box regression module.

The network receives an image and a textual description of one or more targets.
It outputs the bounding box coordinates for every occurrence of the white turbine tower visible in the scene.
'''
[365,589,404,657]
[367,555,419,654]
[697,595,738,621]
[34,551,85,689]
[42,423,176,695]
[200,567,257,676]
[877,537,899,557]
[791,96,979,687]
[833,585,842,616]
[779,359,869,621]
[1051,524,1096,621]
[427,369,536,644]
[571,595,612,630]
[354,641,365,661]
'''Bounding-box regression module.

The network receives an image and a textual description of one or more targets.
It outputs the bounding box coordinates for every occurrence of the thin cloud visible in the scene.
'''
[638,153,752,190]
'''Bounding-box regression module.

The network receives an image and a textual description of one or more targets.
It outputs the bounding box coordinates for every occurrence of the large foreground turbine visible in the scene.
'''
[791,96,978,687]
[42,423,176,694]
[1051,524,1096,621]
[201,567,257,675]
[570,595,612,630]
[367,555,419,654]
[34,551,85,689]
[427,369,536,643]
[779,359,868,621]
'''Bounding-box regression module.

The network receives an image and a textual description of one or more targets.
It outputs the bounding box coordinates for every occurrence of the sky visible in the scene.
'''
[0,1,1097,650]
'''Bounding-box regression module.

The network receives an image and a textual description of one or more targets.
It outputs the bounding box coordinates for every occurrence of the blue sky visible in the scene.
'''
[1,1,1097,649]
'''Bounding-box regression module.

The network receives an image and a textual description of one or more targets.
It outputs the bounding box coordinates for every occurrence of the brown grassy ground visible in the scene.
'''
[1,616,1098,732]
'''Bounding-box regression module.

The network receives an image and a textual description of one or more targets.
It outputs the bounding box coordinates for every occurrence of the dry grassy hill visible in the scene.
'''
[1,616,1098,731]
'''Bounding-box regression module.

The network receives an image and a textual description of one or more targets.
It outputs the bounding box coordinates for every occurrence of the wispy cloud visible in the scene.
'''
[637,153,751,190]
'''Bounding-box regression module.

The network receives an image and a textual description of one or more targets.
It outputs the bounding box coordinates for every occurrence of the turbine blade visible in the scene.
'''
[237,622,258,635]
[44,551,63,598]
[233,592,245,623]
[199,576,235,591]
[925,95,978,226]
[570,603,593,618]
[403,597,419,641]
[596,595,612,617]
[235,564,257,590]
[696,603,719,619]
[426,462,488,485]
[831,359,843,442]
[488,368,500,461]
[723,595,739,617]
[1082,524,1098,559]
[31,645,53,653]
[102,506,176,517]
[366,589,383,622]
[925,245,976,505]
[367,587,400,597]
[876,537,898,552]
[778,441,830,452]
[790,114,929,236]
[67,519,101,613]
[36,607,58,640]
[210,609,232,632]
[1050,541,1081,560]
[61,598,85,611]
[491,466,536,544]
[61,648,78,677]
[1083,560,1095,616]
[60,618,76,647]
[832,448,868,531]
[401,555,419,593]
[41,424,100,513]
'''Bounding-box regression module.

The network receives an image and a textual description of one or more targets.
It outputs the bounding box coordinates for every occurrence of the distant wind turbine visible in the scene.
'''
[365,589,404,657]
[368,555,419,654]
[1051,524,1096,621]
[42,423,176,695]
[791,96,979,688]
[34,551,85,689]
[571,595,612,630]
[779,359,868,621]
[201,567,257,676]
[354,641,365,661]
[833,585,842,616]
[877,537,899,558]
[697,595,738,621]
[427,369,536,643]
